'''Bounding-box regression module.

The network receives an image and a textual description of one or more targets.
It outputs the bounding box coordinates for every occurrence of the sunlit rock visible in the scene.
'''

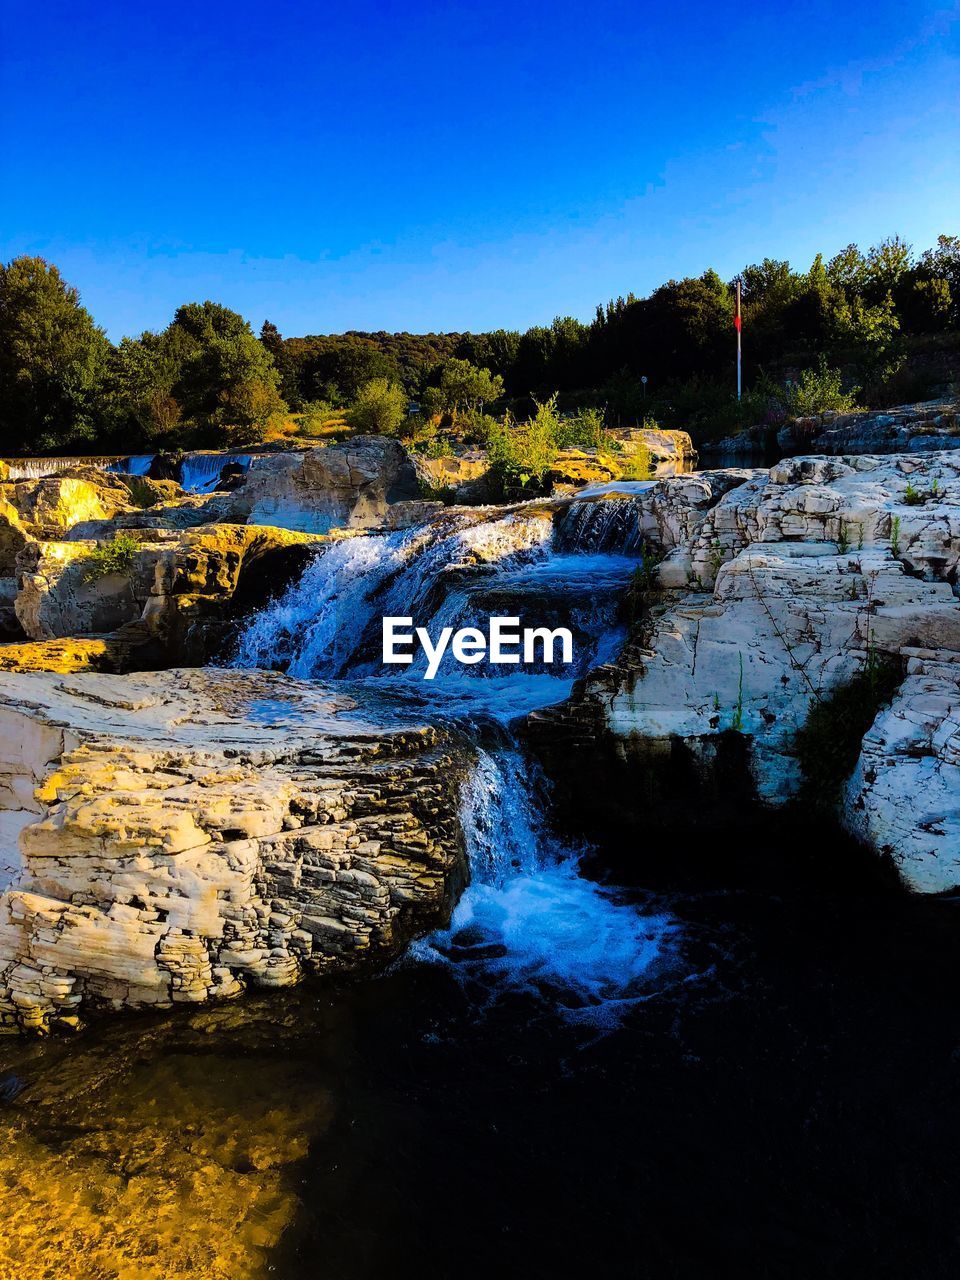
[0,667,470,1031]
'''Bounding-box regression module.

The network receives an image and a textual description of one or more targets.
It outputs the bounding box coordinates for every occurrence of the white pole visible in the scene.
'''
[742,277,747,401]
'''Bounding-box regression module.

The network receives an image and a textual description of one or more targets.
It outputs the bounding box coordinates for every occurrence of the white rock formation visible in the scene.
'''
[0,668,468,1031]
[562,450,960,890]
[221,436,419,533]
[845,648,960,893]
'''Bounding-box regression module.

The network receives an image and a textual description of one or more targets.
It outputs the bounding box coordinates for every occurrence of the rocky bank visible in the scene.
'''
[536,449,960,891]
[1,421,959,1031]
[0,668,469,1031]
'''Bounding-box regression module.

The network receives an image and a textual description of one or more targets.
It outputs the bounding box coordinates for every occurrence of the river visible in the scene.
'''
[1,497,958,1278]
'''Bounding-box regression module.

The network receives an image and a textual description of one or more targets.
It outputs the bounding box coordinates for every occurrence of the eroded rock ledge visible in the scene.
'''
[533,450,960,893]
[0,668,470,1032]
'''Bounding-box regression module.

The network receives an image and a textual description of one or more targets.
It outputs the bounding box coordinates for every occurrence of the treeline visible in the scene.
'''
[0,235,957,455]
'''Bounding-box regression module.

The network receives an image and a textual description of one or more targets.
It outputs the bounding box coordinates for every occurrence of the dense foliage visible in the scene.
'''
[1,234,957,456]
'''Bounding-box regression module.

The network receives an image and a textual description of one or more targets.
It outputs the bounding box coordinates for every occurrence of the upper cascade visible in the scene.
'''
[232,503,642,722]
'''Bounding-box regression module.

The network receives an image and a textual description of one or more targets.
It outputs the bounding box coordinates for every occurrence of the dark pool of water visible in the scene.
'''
[2,829,959,1280]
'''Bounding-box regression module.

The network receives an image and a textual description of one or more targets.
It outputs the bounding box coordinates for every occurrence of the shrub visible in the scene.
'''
[794,651,901,806]
[486,395,561,492]
[121,476,159,509]
[298,400,347,439]
[618,444,652,481]
[784,359,859,416]
[556,406,611,450]
[346,378,406,435]
[82,532,140,581]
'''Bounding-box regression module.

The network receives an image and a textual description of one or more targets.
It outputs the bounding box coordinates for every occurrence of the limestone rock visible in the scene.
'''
[222,437,419,533]
[0,497,30,575]
[844,649,960,893]
[0,668,470,1031]
[790,398,960,456]
[14,538,164,641]
[5,523,323,664]
[540,451,960,891]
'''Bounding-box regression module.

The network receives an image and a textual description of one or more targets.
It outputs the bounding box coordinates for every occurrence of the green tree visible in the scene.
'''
[423,357,504,419]
[346,378,406,435]
[0,255,110,452]
[863,235,912,304]
[827,244,868,295]
[166,301,284,433]
[103,332,183,443]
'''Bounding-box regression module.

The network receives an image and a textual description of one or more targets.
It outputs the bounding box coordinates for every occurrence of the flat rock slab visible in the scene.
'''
[0,668,470,1031]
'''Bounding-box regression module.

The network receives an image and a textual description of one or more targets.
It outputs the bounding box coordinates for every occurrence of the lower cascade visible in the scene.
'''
[233,504,677,1016]
[412,745,675,1023]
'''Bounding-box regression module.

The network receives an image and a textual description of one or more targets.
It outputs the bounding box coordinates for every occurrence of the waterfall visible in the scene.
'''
[4,456,128,480]
[3,451,251,491]
[233,503,677,1016]
[180,451,254,492]
[107,455,155,477]
[554,492,656,554]
[412,745,676,1023]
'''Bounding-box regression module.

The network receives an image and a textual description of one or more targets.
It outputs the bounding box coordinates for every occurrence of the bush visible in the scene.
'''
[121,476,159,509]
[346,378,406,435]
[486,395,561,492]
[82,532,140,581]
[618,441,652,480]
[298,400,346,439]
[556,406,611,450]
[784,359,859,416]
[794,651,901,806]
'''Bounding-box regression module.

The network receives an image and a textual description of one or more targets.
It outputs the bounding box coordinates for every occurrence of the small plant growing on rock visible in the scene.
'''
[731,653,745,732]
[794,648,901,808]
[890,515,901,558]
[82,532,140,581]
[709,539,724,579]
[122,476,159,509]
[625,545,662,627]
[903,480,923,506]
[837,521,850,555]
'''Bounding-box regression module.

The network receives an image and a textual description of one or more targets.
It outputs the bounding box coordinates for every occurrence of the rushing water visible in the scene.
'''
[233,503,676,1019]
[412,746,676,1025]
[2,450,255,491]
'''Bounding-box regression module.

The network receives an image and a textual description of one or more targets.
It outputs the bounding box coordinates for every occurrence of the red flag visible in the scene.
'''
[734,313,742,332]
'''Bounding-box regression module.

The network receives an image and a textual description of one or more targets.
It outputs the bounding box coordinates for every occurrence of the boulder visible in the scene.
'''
[844,649,960,893]
[2,468,137,539]
[0,667,471,1031]
[223,437,419,533]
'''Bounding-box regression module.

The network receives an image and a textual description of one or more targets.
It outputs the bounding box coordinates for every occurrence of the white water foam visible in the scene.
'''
[412,748,677,1024]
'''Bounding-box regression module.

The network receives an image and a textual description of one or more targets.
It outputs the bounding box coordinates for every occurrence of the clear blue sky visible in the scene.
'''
[2,0,958,340]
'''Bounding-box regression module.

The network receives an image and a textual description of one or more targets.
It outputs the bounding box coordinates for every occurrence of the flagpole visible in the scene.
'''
[742,277,747,401]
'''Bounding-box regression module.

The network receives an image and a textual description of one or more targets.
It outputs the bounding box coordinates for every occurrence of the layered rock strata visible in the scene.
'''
[0,668,469,1031]
[534,450,960,890]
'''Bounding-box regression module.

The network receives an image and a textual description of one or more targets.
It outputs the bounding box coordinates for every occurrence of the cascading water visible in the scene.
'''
[412,745,675,1024]
[4,455,129,479]
[107,455,154,477]
[179,451,254,492]
[232,501,677,1019]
